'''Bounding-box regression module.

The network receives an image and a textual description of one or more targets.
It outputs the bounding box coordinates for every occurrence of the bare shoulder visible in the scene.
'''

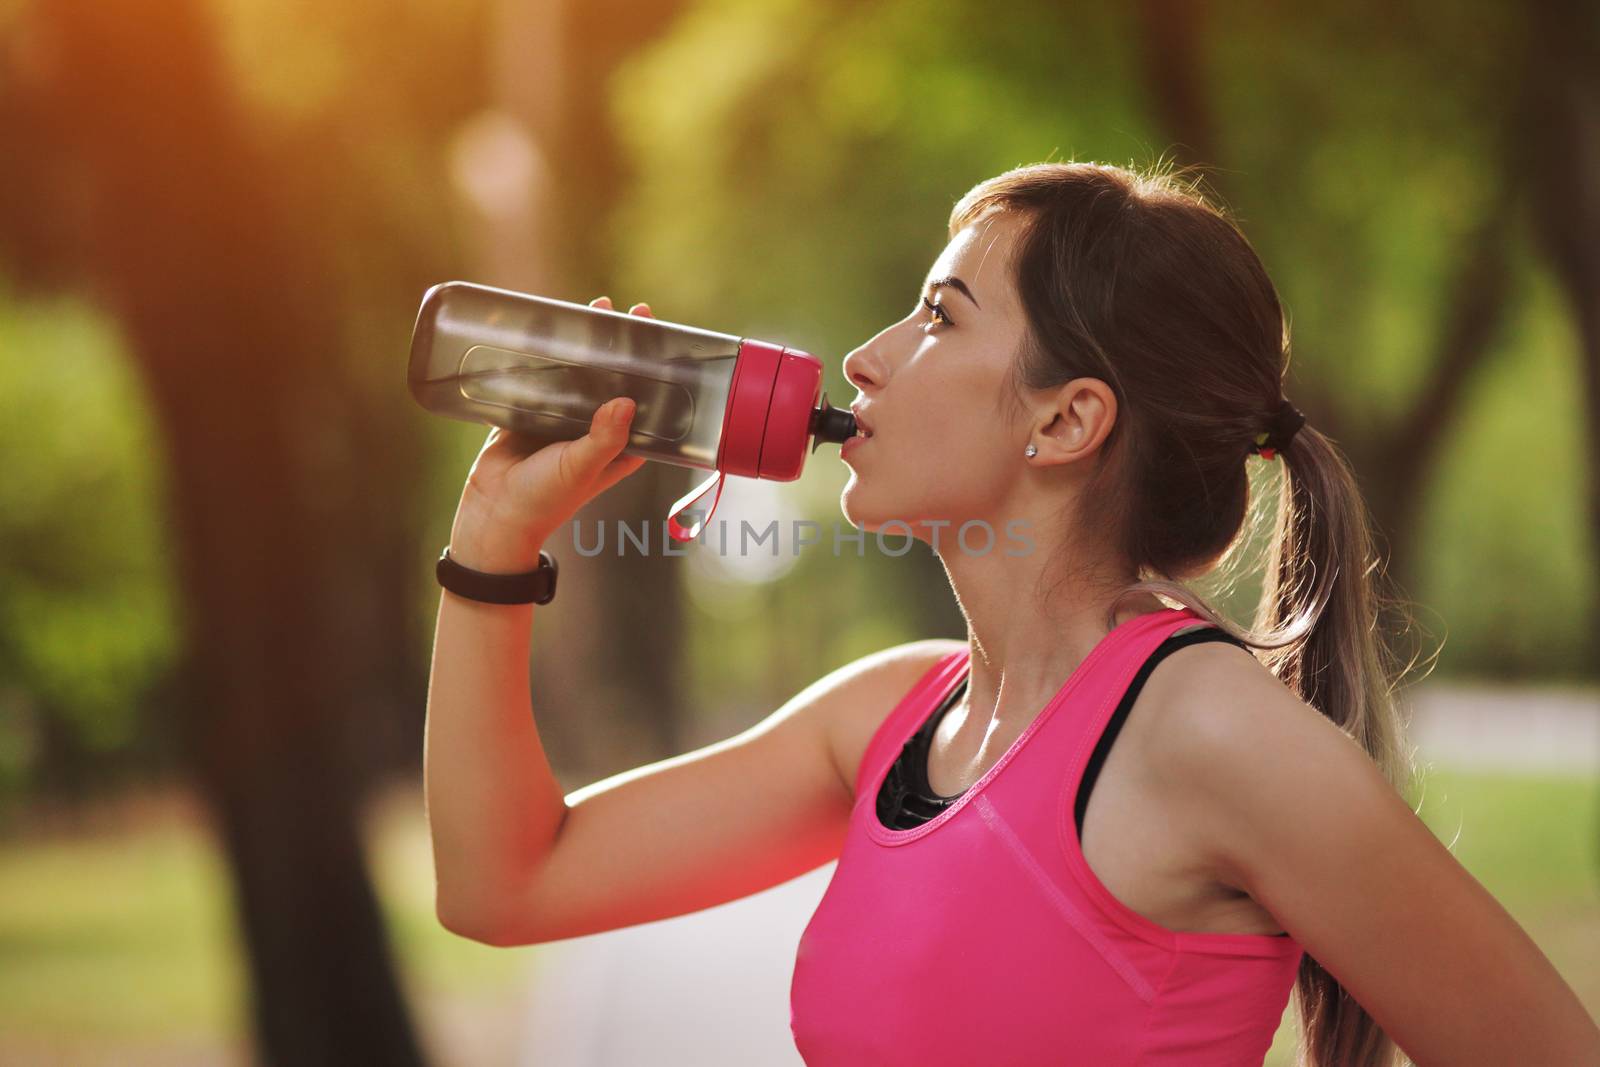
[1134,635,1393,888]
[1130,638,1600,1064]
[823,638,967,806]
[1136,634,1336,776]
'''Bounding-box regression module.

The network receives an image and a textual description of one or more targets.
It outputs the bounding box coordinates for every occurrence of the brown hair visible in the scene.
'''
[951,160,1422,1067]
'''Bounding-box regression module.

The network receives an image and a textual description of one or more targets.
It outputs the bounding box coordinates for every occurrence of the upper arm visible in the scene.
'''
[475,639,958,947]
[1145,647,1600,1066]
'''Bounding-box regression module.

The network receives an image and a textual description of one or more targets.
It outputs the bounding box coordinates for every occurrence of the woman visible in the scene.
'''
[424,161,1600,1066]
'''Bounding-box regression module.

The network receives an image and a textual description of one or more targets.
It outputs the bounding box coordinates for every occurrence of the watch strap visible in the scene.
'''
[436,546,557,605]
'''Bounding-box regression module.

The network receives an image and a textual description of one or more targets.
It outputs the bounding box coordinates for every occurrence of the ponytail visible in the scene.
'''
[1115,427,1424,1067]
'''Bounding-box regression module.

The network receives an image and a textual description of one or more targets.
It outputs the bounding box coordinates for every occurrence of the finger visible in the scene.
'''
[562,396,636,478]
[590,296,613,309]
[629,302,653,317]
[592,453,647,494]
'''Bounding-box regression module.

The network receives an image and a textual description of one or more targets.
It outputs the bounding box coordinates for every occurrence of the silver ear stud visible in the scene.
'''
[1024,443,1038,458]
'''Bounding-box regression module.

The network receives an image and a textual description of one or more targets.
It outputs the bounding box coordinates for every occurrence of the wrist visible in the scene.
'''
[447,522,548,574]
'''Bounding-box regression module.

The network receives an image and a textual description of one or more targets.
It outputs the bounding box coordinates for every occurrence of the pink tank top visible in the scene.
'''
[789,607,1304,1065]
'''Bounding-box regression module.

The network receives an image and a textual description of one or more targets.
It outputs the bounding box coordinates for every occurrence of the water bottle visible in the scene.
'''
[408,280,858,541]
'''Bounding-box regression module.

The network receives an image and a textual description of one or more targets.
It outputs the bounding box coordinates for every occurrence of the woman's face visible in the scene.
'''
[838,211,1037,544]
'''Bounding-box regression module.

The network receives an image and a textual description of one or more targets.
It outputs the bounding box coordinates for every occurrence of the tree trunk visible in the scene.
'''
[1520,0,1600,876]
[1133,0,1522,625]
[458,0,692,784]
[25,2,429,1062]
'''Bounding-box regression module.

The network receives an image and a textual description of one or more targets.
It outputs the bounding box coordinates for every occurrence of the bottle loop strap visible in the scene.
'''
[667,469,726,542]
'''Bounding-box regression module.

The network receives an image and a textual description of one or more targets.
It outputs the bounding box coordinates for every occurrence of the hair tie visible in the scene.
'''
[1248,398,1306,461]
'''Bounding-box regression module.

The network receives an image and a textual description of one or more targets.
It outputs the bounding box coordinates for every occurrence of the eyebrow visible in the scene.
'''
[923,275,981,310]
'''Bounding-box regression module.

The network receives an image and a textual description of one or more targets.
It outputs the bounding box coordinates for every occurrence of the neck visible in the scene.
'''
[935,521,1167,731]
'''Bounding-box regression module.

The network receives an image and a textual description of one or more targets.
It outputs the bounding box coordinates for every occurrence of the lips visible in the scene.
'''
[850,406,875,438]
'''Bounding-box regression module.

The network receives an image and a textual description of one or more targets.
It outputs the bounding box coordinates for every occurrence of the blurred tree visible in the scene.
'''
[1519,0,1600,876]
[610,0,1594,682]
[451,0,696,786]
[0,295,180,807]
[0,0,485,1061]
[1129,0,1529,651]
[1521,0,1599,680]
[1,0,721,1058]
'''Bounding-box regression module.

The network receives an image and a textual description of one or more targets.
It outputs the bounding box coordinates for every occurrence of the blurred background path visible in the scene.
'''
[1405,683,1599,773]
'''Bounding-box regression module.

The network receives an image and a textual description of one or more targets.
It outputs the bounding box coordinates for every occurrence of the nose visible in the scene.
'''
[842,340,885,393]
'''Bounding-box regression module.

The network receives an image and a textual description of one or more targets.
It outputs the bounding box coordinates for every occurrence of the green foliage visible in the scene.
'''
[0,0,1592,812]
[1417,245,1597,678]
[610,0,1148,348]
[605,0,1594,698]
[0,290,178,797]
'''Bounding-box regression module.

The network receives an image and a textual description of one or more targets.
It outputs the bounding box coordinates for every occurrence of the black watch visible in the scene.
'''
[436,546,558,605]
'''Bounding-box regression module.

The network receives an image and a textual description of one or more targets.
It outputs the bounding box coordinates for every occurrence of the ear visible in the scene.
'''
[1029,378,1117,465]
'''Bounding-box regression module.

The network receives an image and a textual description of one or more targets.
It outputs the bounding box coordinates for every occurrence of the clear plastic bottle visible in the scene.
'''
[408,281,857,540]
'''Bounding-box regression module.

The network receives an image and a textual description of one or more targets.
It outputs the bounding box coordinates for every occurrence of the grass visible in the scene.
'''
[0,766,1593,1061]
[0,815,243,1039]
[0,784,525,1050]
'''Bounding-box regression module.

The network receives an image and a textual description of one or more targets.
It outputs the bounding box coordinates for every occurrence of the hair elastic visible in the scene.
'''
[1248,398,1306,461]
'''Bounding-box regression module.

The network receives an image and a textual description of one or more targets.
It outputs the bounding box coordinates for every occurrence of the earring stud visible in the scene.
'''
[1024,443,1038,458]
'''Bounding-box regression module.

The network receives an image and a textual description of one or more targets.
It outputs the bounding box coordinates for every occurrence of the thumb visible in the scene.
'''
[561,397,636,482]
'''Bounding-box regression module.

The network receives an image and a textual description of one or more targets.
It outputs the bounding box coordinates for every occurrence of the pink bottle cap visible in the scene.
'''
[667,338,824,542]
[719,339,823,481]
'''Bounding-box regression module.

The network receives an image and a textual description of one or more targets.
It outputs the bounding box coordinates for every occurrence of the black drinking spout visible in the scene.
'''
[809,390,858,453]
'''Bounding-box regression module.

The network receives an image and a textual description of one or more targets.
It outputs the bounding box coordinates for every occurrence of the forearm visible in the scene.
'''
[423,523,568,932]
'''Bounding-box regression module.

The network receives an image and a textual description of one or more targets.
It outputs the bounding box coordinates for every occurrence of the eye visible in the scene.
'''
[920,295,953,330]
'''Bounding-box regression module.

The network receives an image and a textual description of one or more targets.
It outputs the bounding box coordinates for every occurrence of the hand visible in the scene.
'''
[449,297,654,571]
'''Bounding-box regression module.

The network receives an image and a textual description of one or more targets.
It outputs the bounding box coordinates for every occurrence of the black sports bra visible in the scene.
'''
[875,626,1251,835]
